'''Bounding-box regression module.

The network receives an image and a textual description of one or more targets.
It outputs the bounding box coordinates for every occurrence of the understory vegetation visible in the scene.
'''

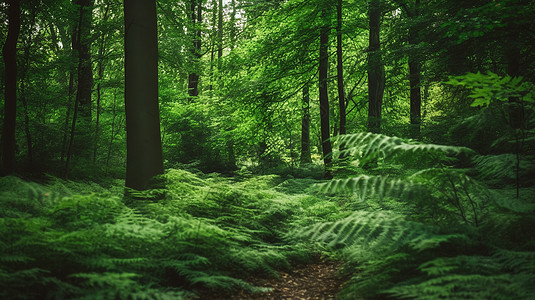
[2,130,534,299]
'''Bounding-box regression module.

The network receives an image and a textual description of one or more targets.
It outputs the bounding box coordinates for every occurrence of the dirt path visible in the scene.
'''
[201,260,345,299]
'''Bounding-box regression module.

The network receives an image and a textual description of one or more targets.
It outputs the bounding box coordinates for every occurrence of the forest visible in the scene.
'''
[1,0,534,299]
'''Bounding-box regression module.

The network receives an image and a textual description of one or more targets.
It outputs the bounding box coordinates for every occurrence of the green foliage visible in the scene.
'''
[333,132,473,166]
[291,211,436,251]
[1,170,349,298]
[446,72,534,107]
[289,131,535,299]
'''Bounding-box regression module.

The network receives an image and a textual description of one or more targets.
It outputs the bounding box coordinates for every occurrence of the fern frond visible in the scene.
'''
[290,211,434,251]
[488,189,535,213]
[385,273,521,299]
[493,250,535,273]
[318,175,412,200]
[473,154,535,182]
[332,133,474,165]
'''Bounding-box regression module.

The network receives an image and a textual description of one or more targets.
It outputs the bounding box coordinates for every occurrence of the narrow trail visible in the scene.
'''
[202,260,345,299]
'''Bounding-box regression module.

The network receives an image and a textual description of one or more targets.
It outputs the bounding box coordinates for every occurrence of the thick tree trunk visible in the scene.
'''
[1,0,21,175]
[300,85,312,165]
[367,0,385,134]
[336,0,346,136]
[124,0,164,190]
[319,11,333,178]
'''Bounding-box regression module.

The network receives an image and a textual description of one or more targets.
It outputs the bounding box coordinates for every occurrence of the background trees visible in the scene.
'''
[0,0,532,179]
[1,0,21,175]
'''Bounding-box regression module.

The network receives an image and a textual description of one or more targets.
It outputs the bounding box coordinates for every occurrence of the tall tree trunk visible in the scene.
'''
[188,0,202,97]
[336,0,346,136]
[209,0,218,91]
[124,0,164,190]
[65,0,94,176]
[367,0,385,133]
[1,0,21,175]
[61,25,77,162]
[300,85,312,165]
[319,9,333,178]
[75,0,94,119]
[218,0,223,62]
[408,0,422,139]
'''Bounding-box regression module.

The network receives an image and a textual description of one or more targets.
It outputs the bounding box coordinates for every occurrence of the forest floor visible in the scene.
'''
[199,260,347,300]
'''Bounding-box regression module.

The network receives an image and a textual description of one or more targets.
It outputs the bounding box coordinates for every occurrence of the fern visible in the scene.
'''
[290,211,435,251]
[384,252,535,300]
[318,175,412,200]
[332,132,473,166]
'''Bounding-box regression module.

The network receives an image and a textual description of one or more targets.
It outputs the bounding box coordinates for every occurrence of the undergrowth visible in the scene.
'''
[2,131,534,299]
[0,170,346,299]
[290,132,535,299]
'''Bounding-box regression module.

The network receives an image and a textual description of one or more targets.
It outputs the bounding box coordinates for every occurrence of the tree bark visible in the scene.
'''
[209,0,218,91]
[124,0,164,190]
[61,25,76,162]
[75,0,94,119]
[1,0,21,175]
[319,9,333,178]
[300,85,312,165]
[188,0,202,97]
[65,0,94,176]
[336,0,346,136]
[367,0,385,133]
[218,0,223,61]
[408,0,422,139]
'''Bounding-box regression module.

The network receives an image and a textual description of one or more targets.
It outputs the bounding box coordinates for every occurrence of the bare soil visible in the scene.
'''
[199,260,345,300]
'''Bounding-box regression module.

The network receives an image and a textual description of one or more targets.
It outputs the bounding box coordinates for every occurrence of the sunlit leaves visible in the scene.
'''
[446,72,535,107]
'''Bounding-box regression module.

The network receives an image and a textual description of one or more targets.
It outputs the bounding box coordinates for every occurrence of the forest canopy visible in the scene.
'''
[1,0,534,299]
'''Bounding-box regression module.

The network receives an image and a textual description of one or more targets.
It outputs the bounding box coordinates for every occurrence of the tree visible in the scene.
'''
[319,6,333,178]
[188,0,202,98]
[1,0,21,175]
[124,0,164,190]
[65,0,95,176]
[395,0,422,138]
[300,85,312,165]
[336,0,346,136]
[367,0,385,133]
